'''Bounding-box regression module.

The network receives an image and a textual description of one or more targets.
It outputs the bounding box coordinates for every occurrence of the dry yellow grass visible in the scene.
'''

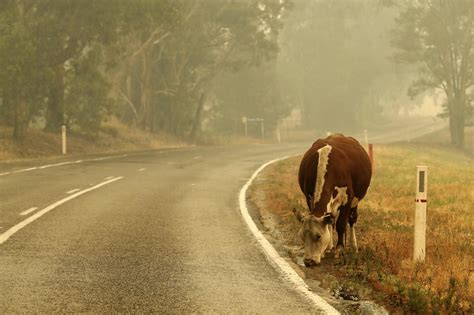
[251,143,473,313]
[0,119,188,161]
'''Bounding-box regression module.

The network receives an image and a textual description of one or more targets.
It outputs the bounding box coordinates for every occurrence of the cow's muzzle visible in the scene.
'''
[303,258,319,267]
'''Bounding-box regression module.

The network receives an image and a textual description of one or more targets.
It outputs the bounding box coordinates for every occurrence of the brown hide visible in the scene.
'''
[298,134,372,217]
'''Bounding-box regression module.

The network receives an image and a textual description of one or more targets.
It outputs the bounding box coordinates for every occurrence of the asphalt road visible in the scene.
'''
[0,118,447,313]
[0,143,327,313]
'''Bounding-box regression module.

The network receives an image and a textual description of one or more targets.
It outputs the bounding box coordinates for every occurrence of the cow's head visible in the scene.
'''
[293,208,334,267]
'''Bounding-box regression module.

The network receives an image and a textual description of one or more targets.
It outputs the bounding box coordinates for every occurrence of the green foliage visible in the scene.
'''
[65,48,112,137]
[0,0,294,141]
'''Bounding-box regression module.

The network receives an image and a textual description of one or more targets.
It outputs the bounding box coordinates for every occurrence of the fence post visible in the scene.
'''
[61,125,67,155]
[414,166,428,262]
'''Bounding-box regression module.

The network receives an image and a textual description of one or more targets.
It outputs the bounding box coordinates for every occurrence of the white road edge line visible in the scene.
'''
[66,188,81,194]
[20,207,38,216]
[137,168,146,172]
[239,156,339,315]
[0,176,124,245]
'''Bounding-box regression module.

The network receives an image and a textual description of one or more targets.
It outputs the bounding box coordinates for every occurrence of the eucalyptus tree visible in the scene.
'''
[31,0,124,133]
[391,0,474,147]
[117,0,290,140]
[0,1,50,140]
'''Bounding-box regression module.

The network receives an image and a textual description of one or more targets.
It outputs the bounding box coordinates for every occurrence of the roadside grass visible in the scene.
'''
[0,118,188,161]
[250,143,473,313]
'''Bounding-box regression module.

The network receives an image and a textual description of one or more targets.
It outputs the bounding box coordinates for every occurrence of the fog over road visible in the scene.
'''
[0,119,445,313]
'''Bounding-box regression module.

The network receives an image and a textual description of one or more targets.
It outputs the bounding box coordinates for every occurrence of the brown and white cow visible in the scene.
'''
[293,134,372,266]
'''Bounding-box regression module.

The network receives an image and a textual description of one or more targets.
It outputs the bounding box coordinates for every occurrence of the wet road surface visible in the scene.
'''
[0,143,328,313]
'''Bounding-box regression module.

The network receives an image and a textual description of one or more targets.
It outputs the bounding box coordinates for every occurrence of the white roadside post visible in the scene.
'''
[414,166,428,262]
[61,125,67,155]
[242,116,248,137]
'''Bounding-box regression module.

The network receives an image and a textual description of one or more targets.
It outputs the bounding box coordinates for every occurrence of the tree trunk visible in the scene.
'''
[139,52,152,130]
[13,95,28,141]
[45,65,65,132]
[190,92,206,141]
[450,92,466,148]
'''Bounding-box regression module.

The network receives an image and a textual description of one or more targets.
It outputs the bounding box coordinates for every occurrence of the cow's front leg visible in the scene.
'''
[334,216,347,259]
[327,224,334,251]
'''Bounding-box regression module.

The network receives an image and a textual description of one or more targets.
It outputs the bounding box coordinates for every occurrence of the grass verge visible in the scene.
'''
[249,143,473,313]
[0,119,188,161]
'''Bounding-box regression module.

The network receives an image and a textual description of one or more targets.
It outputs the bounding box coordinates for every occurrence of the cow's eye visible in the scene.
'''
[313,234,321,241]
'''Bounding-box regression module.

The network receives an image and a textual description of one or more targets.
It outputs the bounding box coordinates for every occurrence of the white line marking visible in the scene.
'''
[193,156,202,159]
[0,176,123,245]
[1,153,131,177]
[13,167,38,173]
[66,188,81,194]
[239,156,339,314]
[105,176,114,180]
[137,168,146,172]
[20,207,38,216]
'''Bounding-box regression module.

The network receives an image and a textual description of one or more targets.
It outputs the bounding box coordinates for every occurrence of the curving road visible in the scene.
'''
[0,143,330,313]
[0,118,446,313]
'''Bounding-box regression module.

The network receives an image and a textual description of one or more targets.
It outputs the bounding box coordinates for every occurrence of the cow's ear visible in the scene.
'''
[323,213,334,225]
[293,207,307,223]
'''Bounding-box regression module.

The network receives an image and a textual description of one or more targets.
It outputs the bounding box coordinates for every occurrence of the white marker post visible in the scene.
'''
[242,116,248,137]
[61,125,67,155]
[414,166,428,262]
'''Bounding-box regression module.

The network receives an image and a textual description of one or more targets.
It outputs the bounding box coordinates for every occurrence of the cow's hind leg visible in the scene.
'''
[334,206,350,259]
[348,207,358,252]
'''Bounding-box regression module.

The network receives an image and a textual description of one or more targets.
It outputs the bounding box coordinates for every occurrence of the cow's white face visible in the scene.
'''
[293,208,333,266]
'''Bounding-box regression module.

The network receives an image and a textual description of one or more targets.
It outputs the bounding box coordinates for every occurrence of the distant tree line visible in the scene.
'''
[0,0,290,141]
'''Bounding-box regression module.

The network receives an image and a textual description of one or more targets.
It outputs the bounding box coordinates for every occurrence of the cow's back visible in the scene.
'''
[326,135,372,200]
[298,135,372,211]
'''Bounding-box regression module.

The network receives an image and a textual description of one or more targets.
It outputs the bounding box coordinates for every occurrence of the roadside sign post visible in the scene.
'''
[243,117,264,139]
[61,125,67,155]
[414,166,428,262]
[242,116,248,137]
